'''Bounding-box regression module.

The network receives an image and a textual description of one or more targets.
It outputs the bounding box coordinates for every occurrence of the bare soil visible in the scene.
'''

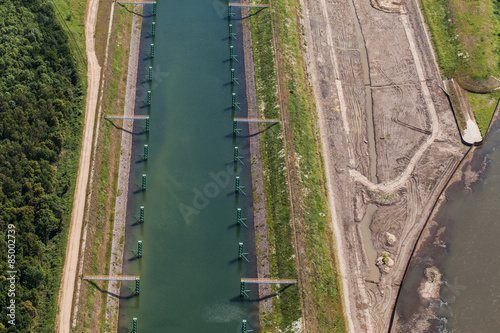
[299,0,466,331]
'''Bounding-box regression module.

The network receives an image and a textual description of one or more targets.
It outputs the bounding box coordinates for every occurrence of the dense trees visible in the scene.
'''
[0,0,84,331]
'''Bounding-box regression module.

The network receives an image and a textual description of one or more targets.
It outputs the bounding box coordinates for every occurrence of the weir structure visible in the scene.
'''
[136,240,143,258]
[138,206,145,223]
[233,120,241,136]
[235,176,246,194]
[230,45,238,62]
[229,24,236,40]
[141,144,149,161]
[238,242,249,262]
[236,208,247,227]
[141,174,147,191]
[232,92,241,110]
[242,319,254,333]
[234,146,243,164]
[231,68,239,85]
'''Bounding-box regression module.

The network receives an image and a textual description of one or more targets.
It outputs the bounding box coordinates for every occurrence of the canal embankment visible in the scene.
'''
[250,0,347,331]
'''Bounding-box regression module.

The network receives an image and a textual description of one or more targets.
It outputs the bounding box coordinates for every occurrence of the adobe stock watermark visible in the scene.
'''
[5,223,17,326]
[179,163,243,224]
[234,310,259,333]
[213,0,229,19]
[136,64,170,103]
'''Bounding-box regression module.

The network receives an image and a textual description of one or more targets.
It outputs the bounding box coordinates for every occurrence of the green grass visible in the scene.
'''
[251,6,300,330]
[419,0,500,135]
[51,0,87,68]
[467,91,500,136]
[420,0,500,82]
[251,0,346,331]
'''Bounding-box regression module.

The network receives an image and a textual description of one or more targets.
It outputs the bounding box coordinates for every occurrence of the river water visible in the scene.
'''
[394,117,500,332]
[117,1,259,331]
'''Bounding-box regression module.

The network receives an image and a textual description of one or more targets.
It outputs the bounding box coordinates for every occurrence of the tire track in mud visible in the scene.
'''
[349,12,440,194]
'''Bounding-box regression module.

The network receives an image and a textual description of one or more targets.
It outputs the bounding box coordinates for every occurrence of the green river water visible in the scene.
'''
[117,1,259,331]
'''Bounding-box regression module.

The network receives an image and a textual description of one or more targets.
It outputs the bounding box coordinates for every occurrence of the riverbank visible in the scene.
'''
[241,3,273,320]
[103,4,143,331]
[249,0,348,331]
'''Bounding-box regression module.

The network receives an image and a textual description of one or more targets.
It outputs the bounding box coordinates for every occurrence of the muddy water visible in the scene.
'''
[117,1,259,332]
[346,0,381,283]
[394,118,500,332]
[359,204,380,282]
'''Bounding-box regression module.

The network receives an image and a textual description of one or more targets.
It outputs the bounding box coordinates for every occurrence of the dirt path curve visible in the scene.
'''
[349,12,440,194]
[56,0,101,331]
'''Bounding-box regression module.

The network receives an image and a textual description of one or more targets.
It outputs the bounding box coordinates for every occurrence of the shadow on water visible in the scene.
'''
[128,253,141,262]
[130,220,143,227]
[86,281,138,300]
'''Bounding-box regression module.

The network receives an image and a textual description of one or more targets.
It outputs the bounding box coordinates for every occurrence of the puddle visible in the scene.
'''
[359,204,380,282]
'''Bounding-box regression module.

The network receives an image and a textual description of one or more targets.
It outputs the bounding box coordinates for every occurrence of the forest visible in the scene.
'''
[0,0,84,331]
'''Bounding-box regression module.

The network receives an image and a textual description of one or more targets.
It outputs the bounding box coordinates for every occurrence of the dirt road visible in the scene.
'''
[56,0,101,331]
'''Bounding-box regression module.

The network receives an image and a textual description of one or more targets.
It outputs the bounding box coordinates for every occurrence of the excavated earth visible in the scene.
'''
[299,0,466,331]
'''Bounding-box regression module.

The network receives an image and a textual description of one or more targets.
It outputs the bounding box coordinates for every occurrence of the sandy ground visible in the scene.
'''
[299,0,466,331]
[56,0,102,331]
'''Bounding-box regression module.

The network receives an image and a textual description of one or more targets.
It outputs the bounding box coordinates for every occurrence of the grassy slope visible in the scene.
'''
[51,0,87,69]
[419,0,500,134]
[251,0,346,331]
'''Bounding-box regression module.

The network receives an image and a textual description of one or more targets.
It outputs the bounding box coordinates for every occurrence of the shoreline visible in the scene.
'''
[391,107,500,331]
[241,2,273,319]
[103,5,143,330]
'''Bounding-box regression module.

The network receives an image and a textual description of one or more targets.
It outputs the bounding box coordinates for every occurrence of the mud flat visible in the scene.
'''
[393,112,500,332]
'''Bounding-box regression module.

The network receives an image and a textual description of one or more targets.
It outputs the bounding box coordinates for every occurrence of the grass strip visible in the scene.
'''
[251,0,346,331]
